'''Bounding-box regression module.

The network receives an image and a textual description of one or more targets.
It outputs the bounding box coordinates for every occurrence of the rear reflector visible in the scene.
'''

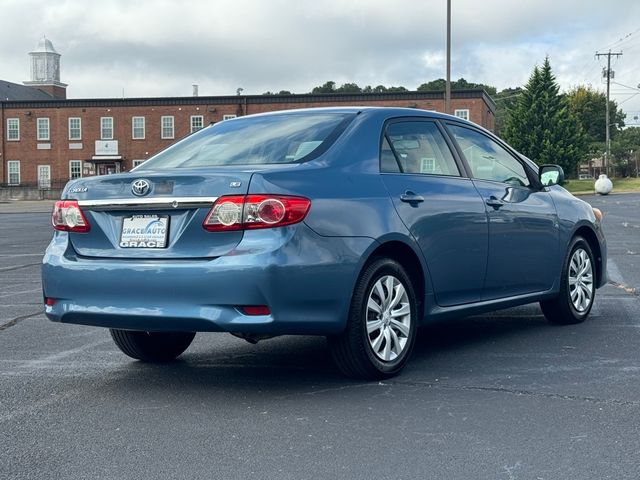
[45,297,55,306]
[239,305,271,316]
[52,200,90,233]
[203,195,310,232]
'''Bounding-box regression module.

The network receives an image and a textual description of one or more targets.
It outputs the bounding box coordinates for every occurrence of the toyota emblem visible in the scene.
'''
[131,179,151,196]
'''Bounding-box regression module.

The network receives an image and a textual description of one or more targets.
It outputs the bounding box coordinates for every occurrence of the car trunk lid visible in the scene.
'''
[67,171,252,259]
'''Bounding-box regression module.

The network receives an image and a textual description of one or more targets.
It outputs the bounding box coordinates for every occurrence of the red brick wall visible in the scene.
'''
[1,93,495,185]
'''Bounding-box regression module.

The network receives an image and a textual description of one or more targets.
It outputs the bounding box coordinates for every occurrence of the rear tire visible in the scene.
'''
[540,236,595,325]
[110,329,195,362]
[329,257,418,379]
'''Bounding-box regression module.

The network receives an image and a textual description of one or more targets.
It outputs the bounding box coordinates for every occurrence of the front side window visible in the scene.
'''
[132,116,145,139]
[7,118,20,141]
[68,117,82,140]
[139,112,355,169]
[448,124,530,186]
[37,118,50,141]
[161,116,174,139]
[8,160,20,185]
[381,121,460,176]
[101,117,113,140]
[190,115,204,133]
[69,160,82,179]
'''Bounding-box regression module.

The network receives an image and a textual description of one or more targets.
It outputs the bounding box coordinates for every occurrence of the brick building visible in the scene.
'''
[0,39,496,195]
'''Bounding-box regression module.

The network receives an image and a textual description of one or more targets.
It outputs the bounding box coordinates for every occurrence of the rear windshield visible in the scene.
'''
[137,112,355,169]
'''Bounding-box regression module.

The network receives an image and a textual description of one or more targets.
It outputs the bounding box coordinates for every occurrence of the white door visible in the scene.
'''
[37,165,51,189]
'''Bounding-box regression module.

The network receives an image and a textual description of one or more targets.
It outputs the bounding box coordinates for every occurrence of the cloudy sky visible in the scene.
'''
[1,0,639,122]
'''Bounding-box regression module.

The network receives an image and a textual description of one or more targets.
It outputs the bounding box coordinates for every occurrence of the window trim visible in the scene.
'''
[69,160,83,180]
[132,116,145,140]
[6,118,20,141]
[190,115,204,133]
[37,164,51,189]
[100,117,114,140]
[7,160,20,186]
[68,117,82,141]
[37,117,50,141]
[161,115,174,139]
[454,109,470,121]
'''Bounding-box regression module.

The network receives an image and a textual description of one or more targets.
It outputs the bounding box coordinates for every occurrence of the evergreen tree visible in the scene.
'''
[503,58,586,176]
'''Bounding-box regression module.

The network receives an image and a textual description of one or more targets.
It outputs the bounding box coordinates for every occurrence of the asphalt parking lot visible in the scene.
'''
[1,194,639,479]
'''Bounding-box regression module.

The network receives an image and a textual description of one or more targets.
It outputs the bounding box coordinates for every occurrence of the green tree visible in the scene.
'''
[492,87,523,136]
[311,81,337,94]
[566,86,625,147]
[335,83,362,93]
[417,78,496,95]
[610,127,640,176]
[503,57,587,176]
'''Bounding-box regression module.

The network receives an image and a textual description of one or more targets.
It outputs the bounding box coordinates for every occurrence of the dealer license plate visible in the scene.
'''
[120,215,169,248]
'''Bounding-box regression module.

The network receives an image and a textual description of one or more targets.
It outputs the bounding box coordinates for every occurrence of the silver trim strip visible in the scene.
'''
[77,197,218,211]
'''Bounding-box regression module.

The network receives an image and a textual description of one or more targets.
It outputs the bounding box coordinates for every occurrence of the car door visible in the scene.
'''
[445,123,560,300]
[379,119,488,307]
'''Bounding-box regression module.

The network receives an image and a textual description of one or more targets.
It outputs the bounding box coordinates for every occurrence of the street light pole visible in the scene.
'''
[445,0,451,115]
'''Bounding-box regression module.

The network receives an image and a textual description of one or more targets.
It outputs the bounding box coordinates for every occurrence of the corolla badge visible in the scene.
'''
[131,179,151,196]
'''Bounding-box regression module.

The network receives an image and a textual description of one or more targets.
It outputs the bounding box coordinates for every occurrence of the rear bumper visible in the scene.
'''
[42,224,374,335]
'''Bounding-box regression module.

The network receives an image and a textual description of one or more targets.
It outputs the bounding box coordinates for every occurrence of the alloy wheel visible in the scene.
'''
[568,248,594,313]
[365,275,412,362]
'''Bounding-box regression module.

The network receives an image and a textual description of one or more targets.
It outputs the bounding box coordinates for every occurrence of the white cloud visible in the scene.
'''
[1,0,639,118]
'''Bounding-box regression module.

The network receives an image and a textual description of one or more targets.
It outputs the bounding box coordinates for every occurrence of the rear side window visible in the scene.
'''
[139,113,355,169]
[381,121,460,176]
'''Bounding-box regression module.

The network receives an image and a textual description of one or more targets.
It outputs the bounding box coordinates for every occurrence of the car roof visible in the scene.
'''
[236,106,461,122]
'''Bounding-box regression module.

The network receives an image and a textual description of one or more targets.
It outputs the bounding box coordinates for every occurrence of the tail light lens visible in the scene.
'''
[52,200,90,233]
[203,195,310,232]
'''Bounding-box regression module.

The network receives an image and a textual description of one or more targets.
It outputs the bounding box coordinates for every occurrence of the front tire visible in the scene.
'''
[540,236,595,325]
[329,258,418,379]
[110,329,196,362]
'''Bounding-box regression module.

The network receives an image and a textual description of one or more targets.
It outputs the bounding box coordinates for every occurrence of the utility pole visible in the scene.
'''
[445,0,451,114]
[595,50,622,176]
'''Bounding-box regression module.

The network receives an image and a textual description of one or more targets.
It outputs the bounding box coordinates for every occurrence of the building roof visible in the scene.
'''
[0,80,53,102]
[31,37,59,55]
[0,80,53,101]
[0,89,496,111]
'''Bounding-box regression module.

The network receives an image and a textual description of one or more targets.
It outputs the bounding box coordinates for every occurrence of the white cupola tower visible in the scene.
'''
[23,37,67,99]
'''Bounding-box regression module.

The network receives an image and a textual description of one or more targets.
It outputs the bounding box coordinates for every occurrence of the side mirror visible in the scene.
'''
[539,164,565,186]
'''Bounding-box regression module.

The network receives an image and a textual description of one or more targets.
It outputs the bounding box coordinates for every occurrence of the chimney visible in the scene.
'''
[192,84,199,97]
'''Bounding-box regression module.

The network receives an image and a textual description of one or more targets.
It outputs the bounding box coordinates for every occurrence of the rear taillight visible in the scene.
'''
[203,195,310,232]
[52,200,90,233]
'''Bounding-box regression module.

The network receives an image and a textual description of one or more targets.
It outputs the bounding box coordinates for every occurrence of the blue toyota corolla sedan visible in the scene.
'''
[42,107,607,379]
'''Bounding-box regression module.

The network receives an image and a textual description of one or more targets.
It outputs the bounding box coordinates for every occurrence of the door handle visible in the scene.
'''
[400,192,424,203]
[485,196,504,209]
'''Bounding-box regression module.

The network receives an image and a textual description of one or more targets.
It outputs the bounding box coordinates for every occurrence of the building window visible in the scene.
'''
[222,114,237,121]
[7,118,20,141]
[101,117,114,140]
[37,118,50,141]
[454,109,470,121]
[68,117,82,140]
[132,159,146,168]
[190,115,204,133]
[8,160,20,185]
[132,116,145,139]
[161,116,174,139]
[69,160,82,179]
[38,165,51,189]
